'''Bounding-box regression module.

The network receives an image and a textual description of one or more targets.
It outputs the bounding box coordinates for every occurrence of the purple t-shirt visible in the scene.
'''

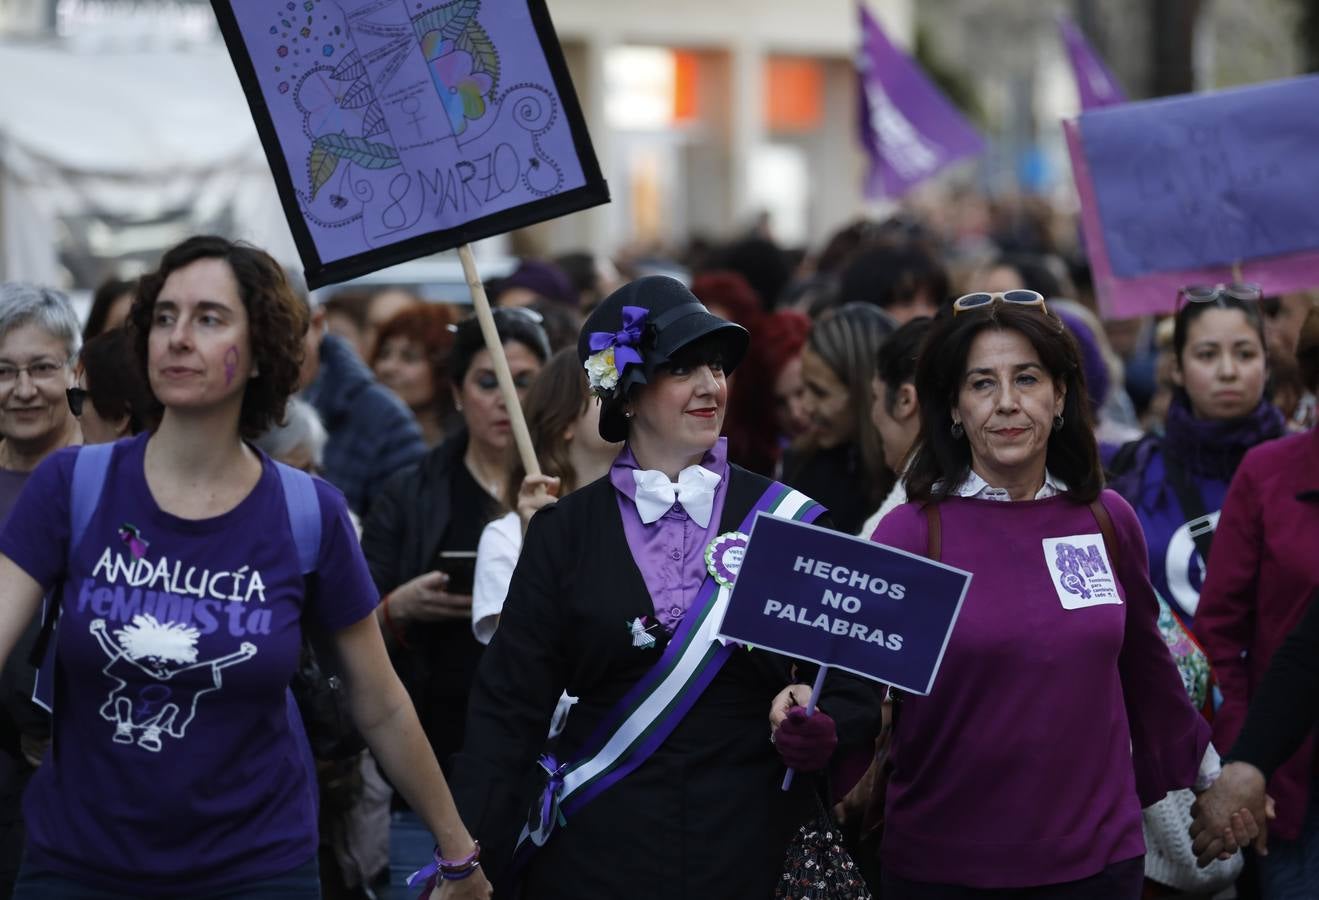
[0,433,378,895]
[609,438,730,632]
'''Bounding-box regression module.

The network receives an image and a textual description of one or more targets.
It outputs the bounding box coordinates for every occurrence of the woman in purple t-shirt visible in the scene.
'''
[870,291,1218,898]
[0,237,489,899]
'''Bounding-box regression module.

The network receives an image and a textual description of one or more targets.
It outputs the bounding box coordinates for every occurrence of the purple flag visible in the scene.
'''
[1058,15,1126,109]
[856,7,984,198]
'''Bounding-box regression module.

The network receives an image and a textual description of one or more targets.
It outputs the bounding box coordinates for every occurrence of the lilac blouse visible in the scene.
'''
[609,438,731,631]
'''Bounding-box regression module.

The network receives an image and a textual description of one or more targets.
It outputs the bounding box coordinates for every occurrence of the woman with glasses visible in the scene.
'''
[1108,284,1283,628]
[869,291,1215,898]
[69,328,158,444]
[0,283,81,898]
[0,238,489,899]
[362,308,550,775]
[449,277,879,899]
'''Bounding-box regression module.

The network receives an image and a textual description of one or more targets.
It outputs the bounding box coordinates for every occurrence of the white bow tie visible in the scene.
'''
[631,465,722,528]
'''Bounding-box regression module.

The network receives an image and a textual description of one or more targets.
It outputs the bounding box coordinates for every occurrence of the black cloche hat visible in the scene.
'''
[577,276,749,442]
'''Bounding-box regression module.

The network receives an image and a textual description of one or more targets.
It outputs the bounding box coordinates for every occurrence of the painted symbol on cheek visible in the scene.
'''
[223,346,240,387]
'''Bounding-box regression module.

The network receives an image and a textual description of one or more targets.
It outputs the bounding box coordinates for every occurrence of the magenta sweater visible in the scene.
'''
[871,490,1210,888]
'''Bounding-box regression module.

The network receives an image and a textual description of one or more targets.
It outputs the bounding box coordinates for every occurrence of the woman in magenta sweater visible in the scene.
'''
[870,291,1215,897]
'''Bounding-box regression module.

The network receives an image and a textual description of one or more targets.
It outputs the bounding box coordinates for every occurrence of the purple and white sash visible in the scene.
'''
[514,482,824,865]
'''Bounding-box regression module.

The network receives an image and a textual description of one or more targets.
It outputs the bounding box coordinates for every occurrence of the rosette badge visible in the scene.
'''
[584,305,648,397]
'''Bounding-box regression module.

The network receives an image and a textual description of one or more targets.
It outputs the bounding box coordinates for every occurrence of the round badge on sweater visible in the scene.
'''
[705,531,749,588]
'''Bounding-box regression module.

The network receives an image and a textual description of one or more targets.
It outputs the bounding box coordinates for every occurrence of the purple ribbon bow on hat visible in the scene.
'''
[588,305,648,375]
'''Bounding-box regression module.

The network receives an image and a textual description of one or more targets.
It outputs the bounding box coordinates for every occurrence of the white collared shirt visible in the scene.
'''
[952,469,1069,502]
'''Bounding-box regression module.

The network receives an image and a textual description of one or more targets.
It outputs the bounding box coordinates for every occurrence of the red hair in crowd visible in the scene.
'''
[691,271,765,333]
[724,309,811,475]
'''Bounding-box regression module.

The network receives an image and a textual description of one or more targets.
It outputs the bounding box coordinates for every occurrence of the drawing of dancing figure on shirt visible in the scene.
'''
[91,614,257,752]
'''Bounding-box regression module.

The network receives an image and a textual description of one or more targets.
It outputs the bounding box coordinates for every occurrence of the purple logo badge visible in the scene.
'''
[1054,542,1108,600]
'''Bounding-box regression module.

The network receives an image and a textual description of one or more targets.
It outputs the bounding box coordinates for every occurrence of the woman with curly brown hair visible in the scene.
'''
[0,236,489,899]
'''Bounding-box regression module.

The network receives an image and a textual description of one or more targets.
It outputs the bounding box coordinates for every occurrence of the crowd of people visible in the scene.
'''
[0,199,1313,900]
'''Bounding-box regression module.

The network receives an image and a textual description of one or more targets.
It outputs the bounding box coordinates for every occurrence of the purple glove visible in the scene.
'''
[773,706,838,772]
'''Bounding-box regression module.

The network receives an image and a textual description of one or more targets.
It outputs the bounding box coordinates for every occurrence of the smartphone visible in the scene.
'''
[437,550,477,595]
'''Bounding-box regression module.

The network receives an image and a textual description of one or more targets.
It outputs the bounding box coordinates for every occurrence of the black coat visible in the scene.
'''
[361,431,487,768]
[451,465,883,899]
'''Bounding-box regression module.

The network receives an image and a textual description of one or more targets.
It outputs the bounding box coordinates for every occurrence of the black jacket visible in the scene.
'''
[451,465,883,899]
[361,431,487,768]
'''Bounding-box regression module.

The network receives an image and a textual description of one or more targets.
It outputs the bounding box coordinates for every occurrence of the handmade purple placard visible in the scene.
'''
[716,514,971,695]
[212,0,608,288]
[1066,115,1319,319]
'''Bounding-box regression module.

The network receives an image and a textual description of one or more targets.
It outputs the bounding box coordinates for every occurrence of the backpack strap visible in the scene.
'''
[1088,496,1119,565]
[1162,456,1216,564]
[924,503,941,563]
[70,442,114,549]
[275,462,321,576]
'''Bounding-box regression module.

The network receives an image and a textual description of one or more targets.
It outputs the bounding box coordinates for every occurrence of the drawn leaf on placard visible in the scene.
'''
[342,78,374,109]
[315,132,400,170]
[308,144,340,199]
[413,0,479,42]
[363,103,387,137]
[331,50,364,82]
[456,20,499,97]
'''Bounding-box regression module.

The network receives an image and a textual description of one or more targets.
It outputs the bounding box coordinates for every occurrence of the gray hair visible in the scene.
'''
[0,283,82,359]
[254,397,327,467]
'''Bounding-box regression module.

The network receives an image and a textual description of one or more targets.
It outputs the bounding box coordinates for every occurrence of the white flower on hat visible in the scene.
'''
[584,347,620,394]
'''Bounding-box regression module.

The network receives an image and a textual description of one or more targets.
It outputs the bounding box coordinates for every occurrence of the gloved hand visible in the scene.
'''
[772,706,838,772]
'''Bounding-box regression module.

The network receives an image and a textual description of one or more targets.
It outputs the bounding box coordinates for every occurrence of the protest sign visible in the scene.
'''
[1066,74,1319,318]
[716,514,971,696]
[856,7,985,199]
[212,0,608,288]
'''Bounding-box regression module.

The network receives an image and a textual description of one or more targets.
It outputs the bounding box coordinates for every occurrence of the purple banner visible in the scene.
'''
[856,7,985,199]
[1066,75,1319,317]
[212,0,608,287]
[1057,15,1125,110]
[716,515,971,694]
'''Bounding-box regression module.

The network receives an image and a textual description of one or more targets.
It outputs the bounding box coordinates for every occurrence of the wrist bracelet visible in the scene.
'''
[381,593,411,649]
[407,841,481,890]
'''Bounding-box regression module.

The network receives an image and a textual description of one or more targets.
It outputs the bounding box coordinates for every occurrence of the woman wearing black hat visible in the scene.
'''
[450,277,881,899]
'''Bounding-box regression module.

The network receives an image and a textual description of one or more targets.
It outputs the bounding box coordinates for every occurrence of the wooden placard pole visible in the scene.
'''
[457,243,542,479]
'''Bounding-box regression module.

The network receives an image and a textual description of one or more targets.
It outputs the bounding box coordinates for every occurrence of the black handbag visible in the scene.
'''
[775,787,874,900]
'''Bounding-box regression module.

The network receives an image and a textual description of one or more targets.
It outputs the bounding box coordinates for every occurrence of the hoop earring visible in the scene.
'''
[1053,414,1064,432]
[624,410,633,419]
[950,421,964,439]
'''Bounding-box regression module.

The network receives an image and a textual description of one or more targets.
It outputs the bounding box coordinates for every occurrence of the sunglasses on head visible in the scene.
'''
[66,387,87,417]
[1177,282,1263,307]
[952,289,1047,317]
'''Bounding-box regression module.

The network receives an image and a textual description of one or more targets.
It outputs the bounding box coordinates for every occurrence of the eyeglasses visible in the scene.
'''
[66,387,87,417]
[446,305,546,333]
[0,359,69,387]
[952,290,1048,317]
[1178,283,1263,305]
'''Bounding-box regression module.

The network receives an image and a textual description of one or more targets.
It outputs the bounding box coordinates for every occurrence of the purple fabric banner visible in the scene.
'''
[716,515,971,694]
[1057,15,1125,110]
[212,0,608,288]
[856,7,985,199]
[1065,74,1319,317]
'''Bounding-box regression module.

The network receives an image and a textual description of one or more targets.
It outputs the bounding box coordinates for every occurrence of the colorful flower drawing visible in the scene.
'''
[422,38,493,136]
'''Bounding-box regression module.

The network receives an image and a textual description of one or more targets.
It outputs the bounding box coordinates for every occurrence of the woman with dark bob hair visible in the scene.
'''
[0,236,489,899]
[450,276,881,899]
[870,292,1217,898]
